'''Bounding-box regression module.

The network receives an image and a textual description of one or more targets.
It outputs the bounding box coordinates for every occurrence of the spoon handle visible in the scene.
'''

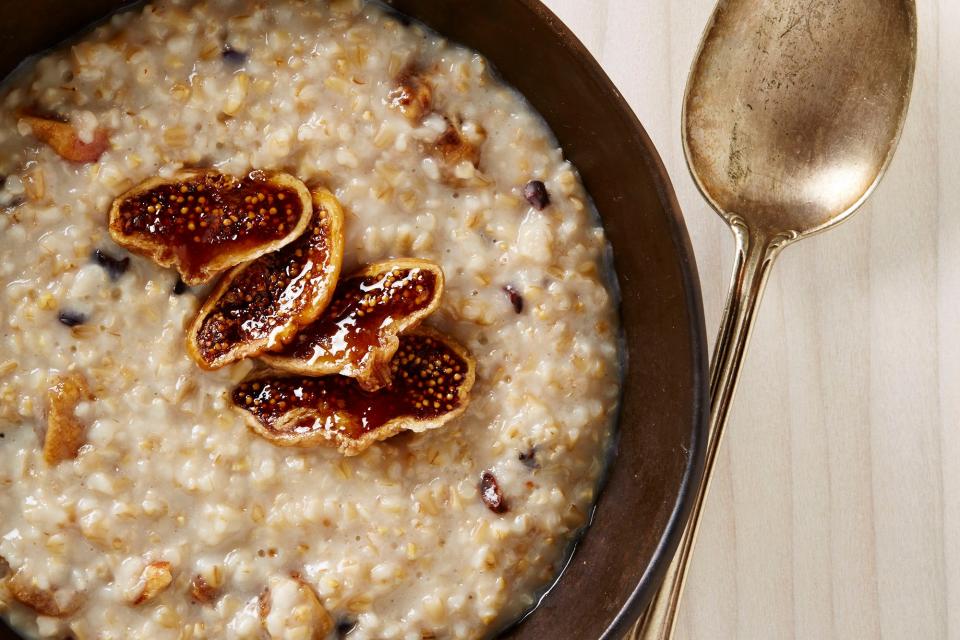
[630,218,792,640]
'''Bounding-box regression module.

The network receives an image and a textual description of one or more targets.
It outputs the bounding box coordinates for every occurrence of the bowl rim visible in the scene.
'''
[510,1,710,636]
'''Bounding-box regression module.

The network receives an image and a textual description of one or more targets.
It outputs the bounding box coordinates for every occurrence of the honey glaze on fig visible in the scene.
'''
[234,332,470,441]
[114,172,303,275]
[283,266,438,365]
[192,204,338,365]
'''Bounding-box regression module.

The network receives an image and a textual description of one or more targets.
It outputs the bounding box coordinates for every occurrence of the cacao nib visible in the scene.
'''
[222,46,247,65]
[519,447,539,469]
[336,618,357,637]
[57,310,86,327]
[92,248,130,281]
[503,285,523,314]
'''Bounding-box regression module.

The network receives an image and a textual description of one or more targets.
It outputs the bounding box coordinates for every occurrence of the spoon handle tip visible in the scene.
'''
[630,221,790,640]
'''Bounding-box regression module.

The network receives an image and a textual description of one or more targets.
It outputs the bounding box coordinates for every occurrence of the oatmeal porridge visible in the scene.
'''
[0,1,622,639]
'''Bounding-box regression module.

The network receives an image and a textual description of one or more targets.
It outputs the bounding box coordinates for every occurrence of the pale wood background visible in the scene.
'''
[540,1,959,638]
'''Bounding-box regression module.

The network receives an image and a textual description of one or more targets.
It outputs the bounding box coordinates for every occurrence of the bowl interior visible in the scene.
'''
[0,1,708,638]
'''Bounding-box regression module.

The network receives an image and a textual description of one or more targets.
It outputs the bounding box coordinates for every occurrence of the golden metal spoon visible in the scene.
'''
[631,1,916,638]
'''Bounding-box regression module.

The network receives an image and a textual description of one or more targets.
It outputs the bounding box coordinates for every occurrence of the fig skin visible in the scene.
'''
[108,169,313,285]
[261,259,444,391]
[233,328,475,456]
[186,188,345,370]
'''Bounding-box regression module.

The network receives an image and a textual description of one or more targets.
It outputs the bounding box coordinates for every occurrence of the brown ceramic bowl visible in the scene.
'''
[0,1,708,638]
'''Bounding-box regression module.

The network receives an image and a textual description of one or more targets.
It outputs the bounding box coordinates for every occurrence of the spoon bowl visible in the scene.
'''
[683,0,916,237]
[633,1,916,638]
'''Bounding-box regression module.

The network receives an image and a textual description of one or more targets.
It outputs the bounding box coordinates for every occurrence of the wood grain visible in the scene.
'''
[540,0,960,637]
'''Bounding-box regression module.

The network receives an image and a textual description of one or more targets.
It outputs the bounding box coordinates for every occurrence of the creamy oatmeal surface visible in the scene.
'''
[0,1,621,639]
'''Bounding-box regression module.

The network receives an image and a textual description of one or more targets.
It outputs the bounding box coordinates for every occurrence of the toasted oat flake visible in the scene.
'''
[387,66,432,122]
[0,360,17,378]
[19,114,110,163]
[130,561,174,605]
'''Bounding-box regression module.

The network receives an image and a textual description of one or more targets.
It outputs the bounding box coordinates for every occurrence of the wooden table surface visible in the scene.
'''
[540,1,959,638]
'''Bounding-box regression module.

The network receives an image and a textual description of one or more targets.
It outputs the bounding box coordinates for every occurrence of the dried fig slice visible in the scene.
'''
[19,114,109,163]
[387,66,432,122]
[261,259,443,390]
[108,170,313,285]
[6,568,83,617]
[43,372,92,465]
[232,328,475,456]
[186,189,345,370]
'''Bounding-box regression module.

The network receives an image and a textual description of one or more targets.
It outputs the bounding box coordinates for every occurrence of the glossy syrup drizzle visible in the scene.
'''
[234,333,469,440]
[115,172,303,276]
[194,208,333,363]
[282,267,438,366]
